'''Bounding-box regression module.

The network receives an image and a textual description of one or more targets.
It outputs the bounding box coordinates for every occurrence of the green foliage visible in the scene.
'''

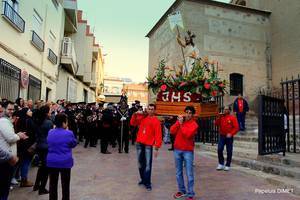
[146,56,227,98]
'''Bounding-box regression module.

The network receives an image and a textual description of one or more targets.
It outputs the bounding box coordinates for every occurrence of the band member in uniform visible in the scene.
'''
[116,96,130,153]
[128,100,140,145]
[100,103,114,154]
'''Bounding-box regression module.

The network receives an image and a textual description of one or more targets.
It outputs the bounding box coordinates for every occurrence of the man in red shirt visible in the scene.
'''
[233,94,249,131]
[170,106,198,200]
[130,104,162,191]
[215,106,239,171]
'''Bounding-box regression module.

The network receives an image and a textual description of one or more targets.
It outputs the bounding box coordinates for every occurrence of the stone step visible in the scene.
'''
[245,124,258,128]
[199,151,300,196]
[197,143,300,170]
[234,140,258,150]
[237,130,258,136]
[197,143,258,160]
[198,147,300,180]
[197,143,300,168]
[257,154,300,168]
[234,135,258,142]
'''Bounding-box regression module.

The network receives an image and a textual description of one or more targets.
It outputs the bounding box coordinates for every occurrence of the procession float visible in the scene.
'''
[147,29,227,117]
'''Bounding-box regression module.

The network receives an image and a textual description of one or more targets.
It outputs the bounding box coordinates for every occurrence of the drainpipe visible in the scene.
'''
[40,3,49,101]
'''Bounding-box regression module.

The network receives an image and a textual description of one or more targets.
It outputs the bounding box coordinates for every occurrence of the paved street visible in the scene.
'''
[9,143,299,200]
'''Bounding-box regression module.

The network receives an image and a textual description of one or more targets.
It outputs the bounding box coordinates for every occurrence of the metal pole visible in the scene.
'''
[292,80,296,153]
[176,25,188,74]
[298,75,300,152]
[121,119,124,152]
[285,80,290,152]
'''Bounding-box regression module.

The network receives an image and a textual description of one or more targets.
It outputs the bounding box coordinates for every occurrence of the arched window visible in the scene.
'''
[230,73,243,96]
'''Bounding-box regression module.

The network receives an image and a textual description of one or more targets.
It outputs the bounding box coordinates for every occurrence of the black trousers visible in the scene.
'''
[0,162,13,200]
[34,149,48,191]
[130,126,137,145]
[49,168,71,200]
[78,124,86,142]
[117,129,129,153]
[170,134,175,149]
[100,128,110,153]
[84,130,97,148]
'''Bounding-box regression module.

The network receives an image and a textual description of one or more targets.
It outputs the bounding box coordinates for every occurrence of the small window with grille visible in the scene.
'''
[230,73,243,96]
[235,0,246,6]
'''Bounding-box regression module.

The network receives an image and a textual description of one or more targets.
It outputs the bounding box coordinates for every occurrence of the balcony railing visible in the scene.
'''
[2,1,25,32]
[48,48,57,65]
[31,30,44,52]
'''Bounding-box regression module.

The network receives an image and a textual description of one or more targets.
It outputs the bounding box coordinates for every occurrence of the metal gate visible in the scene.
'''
[0,58,20,101]
[258,94,285,155]
[196,95,224,145]
[281,76,300,153]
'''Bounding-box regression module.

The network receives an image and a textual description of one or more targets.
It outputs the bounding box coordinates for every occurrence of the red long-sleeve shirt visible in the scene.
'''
[170,120,198,151]
[130,113,162,148]
[215,114,239,136]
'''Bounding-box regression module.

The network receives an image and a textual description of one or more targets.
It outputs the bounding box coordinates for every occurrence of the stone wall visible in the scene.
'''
[148,0,271,111]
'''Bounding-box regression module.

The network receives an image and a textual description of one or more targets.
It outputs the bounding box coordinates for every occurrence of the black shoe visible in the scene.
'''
[125,151,129,154]
[138,181,144,186]
[168,148,174,151]
[102,151,111,154]
[90,145,96,147]
[118,150,122,153]
[33,185,39,191]
[38,188,49,195]
[146,186,152,191]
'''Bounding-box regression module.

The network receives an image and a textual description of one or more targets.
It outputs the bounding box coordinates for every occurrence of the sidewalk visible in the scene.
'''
[9,144,299,200]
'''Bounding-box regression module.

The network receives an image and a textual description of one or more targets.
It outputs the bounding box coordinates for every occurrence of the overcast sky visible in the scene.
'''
[77,0,231,82]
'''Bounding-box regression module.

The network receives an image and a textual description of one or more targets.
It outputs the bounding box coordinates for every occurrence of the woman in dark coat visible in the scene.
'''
[33,105,53,195]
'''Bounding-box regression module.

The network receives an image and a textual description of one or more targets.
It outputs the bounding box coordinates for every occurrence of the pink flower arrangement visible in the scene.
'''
[211,90,218,97]
[160,84,167,91]
[204,82,211,89]
[218,83,225,88]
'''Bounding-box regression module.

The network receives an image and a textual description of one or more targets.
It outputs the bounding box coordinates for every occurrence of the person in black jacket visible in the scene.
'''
[84,110,98,148]
[15,108,36,187]
[128,100,140,145]
[33,105,53,195]
[64,103,77,139]
[100,103,114,154]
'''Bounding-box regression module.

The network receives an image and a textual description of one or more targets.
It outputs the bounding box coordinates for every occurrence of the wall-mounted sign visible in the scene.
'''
[20,69,29,88]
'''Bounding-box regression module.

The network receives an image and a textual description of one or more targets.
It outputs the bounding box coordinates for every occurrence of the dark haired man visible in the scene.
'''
[0,101,28,200]
[233,94,249,131]
[170,106,198,200]
[130,104,162,191]
[215,106,239,171]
